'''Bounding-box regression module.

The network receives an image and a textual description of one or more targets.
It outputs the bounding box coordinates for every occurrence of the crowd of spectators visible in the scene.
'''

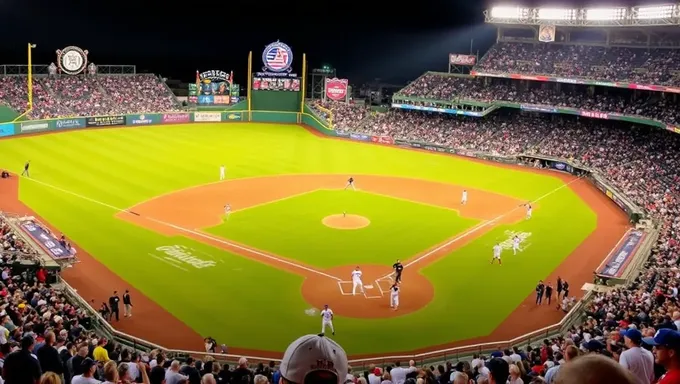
[397,73,680,126]
[309,100,370,130]
[0,74,181,120]
[474,42,680,86]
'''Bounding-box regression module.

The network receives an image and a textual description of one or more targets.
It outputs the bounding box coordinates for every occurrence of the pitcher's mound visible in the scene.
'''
[322,214,370,230]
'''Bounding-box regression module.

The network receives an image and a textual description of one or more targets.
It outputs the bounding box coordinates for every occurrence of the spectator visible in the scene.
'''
[71,358,100,384]
[230,358,252,384]
[619,329,654,384]
[36,332,63,376]
[166,361,187,384]
[278,334,347,384]
[92,339,109,363]
[39,372,61,384]
[2,335,41,384]
[643,329,680,384]
[554,354,637,384]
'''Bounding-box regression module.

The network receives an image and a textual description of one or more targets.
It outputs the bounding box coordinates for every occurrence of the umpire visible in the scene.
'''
[393,259,404,283]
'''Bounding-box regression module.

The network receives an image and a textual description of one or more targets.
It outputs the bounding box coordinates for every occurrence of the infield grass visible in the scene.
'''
[0,123,597,354]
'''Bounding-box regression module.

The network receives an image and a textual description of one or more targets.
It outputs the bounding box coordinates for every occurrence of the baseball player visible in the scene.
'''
[219,165,226,181]
[224,204,231,220]
[351,266,364,295]
[392,259,404,283]
[512,235,521,255]
[461,189,468,205]
[320,304,335,335]
[525,203,533,220]
[390,283,400,310]
[491,243,502,265]
[344,177,356,191]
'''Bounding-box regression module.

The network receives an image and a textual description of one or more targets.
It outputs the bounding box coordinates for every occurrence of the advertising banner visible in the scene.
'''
[449,54,476,66]
[188,83,197,96]
[370,135,394,145]
[392,103,483,117]
[162,113,191,124]
[520,104,558,113]
[198,95,215,105]
[580,110,609,120]
[394,139,411,147]
[214,96,230,104]
[86,115,125,127]
[0,122,15,137]
[223,113,242,121]
[349,132,370,141]
[336,130,350,138]
[194,112,222,122]
[538,25,556,42]
[596,230,646,278]
[126,114,160,125]
[19,121,50,133]
[188,96,198,104]
[20,222,73,259]
[54,118,86,129]
[325,78,349,101]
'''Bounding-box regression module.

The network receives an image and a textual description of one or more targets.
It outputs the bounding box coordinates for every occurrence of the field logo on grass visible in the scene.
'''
[499,230,533,253]
[154,245,216,269]
[304,308,318,316]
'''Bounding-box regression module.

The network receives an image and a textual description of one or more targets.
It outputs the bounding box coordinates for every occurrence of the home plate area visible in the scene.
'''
[337,276,394,299]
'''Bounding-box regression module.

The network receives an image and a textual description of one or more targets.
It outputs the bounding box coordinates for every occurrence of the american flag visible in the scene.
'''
[265,47,289,70]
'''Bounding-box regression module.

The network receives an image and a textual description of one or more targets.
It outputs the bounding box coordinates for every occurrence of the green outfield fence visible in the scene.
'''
[3,106,655,369]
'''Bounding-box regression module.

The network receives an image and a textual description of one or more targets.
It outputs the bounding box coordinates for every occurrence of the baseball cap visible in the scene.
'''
[81,358,96,370]
[621,329,642,344]
[280,334,348,384]
[643,329,680,350]
[584,339,605,352]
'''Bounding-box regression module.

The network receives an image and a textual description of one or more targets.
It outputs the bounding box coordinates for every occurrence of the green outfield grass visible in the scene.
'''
[0,123,597,354]
[205,189,479,268]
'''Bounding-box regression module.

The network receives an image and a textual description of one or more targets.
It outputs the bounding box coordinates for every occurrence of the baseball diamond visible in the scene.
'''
[0,122,629,355]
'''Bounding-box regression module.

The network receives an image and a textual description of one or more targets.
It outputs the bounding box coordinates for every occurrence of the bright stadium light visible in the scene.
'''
[490,6,524,19]
[586,7,626,20]
[635,4,675,19]
[537,8,577,20]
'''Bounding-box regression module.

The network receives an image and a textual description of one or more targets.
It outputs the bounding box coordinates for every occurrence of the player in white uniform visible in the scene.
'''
[512,235,521,255]
[320,304,335,335]
[461,190,468,205]
[491,243,502,265]
[390,283,400,310]
[219,165,226,181]
[351,266,364,295]
[526,204,532,220]
[224,204,231,220]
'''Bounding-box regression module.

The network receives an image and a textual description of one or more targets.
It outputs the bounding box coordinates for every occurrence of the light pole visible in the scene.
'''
[27,43,36,110]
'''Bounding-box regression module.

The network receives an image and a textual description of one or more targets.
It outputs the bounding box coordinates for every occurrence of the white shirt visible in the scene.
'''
[320,309,333,322]
[390,367,415,384]
[462,191,467,198]
[619,346,654,384]
[220,166,225,173]
[368,374,381,384]
[391,287,399,297]
[351,270,362,281]
[71,375,102,384]
[493,245,501,256]
[514,237,520,246]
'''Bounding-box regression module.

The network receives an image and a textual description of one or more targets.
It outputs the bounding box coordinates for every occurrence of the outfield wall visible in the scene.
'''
[3,107,654,367]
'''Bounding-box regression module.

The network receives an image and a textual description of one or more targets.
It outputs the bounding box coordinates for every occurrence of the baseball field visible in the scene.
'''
[0,122,631,357]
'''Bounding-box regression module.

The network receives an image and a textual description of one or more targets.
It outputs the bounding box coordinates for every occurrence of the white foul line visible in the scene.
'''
[22,176,343,282]
[379,176,586,279]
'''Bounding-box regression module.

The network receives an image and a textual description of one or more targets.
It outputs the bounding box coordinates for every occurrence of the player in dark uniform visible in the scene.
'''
[344,177,356,190]
[21,161,30,177]
[392,259,404,283]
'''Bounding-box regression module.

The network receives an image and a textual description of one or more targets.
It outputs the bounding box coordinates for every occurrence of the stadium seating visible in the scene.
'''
[475,42,680,86]
[0,74,181,120]
[396,73,680,126]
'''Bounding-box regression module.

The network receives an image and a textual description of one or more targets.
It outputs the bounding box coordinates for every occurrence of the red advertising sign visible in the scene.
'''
[325,78,348,101]
[371,136,394,145]
[449,54,476,66]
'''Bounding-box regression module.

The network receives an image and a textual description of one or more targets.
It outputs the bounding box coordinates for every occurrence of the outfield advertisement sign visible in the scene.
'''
[86,115,125,127]
[162,113,190,124]
[19,121,50,133]
[391,103,483,117]
[0,123,14,137]
[520,104,558,114]
[349,132,370,141]
[370,135,394,145]
[20,222,73,259]
[194,112,222,122]
[55,118,86,129]
[336,130,350,138]
[126,114,160,125]
[596,230,646,278]
[224,113,241,121]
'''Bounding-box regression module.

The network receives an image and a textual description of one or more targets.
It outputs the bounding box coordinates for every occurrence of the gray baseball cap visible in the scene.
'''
[280,334,348,384]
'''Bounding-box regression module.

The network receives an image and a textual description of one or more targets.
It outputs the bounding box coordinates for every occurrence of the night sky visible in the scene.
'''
[0,0,664,86]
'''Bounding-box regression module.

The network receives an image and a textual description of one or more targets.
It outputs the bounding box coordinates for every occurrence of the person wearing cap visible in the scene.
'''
[279,334,348,384]
[486,358,509,384]
[643,329,680,384]
[619,328,654,384]
[71,358,101,384]
[2,335,41,384]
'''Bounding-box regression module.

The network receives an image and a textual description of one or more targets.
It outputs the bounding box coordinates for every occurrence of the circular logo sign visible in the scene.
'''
[262,41,293,73]
[57,46,88,75]
[326,79,348,101]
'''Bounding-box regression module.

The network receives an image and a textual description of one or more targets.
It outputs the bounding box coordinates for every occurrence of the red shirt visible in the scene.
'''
[658,368,680,384]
